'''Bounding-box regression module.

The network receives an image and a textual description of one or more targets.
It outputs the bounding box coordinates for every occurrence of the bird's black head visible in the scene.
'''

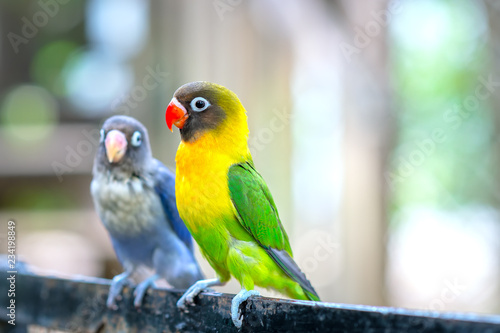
[165,81,243,142]
[95,115,153,176]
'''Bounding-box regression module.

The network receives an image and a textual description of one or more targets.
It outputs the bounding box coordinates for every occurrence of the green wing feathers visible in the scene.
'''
[228,162,291,252]
[228,162,320,301]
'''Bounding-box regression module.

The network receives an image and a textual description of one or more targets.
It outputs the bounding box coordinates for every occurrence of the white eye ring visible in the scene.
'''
[100,129,105,143]
[190,97,210,112]
[131,131,142,147]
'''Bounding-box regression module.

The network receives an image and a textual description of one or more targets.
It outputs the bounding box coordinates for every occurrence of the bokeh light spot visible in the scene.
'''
[0,85,58,144]
[31,40,79,97]
[63,50,133,117]
[86,0,149,60]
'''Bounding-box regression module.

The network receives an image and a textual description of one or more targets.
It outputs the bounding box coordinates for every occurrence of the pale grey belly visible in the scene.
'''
[91,177,166,237]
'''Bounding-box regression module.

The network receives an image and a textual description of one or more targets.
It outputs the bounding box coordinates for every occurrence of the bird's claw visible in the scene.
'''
[133,283,149,308]
[107,288,126,310]
[176,278,222,313]
[106,272,133,310]
[106,296,120,310]
[133,275,159,308]
[231,289,261,329]
[176,285,201,312]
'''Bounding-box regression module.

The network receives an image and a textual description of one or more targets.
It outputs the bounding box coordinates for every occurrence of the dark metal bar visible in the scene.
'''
[0,272,499,333]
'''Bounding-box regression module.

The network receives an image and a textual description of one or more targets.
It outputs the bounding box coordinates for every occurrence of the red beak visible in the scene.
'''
[165,98,188,132]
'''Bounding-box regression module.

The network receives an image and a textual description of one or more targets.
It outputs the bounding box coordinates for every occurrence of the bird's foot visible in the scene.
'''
[176,278,223,312]
[231,289,261,329]
[107,272,133,310]
[134,274,160,308]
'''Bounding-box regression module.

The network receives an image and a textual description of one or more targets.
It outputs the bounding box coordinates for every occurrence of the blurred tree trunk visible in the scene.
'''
[0,2,32,93]
[485,2,500,197]
[484,0,500,310]
[336,0,393,306]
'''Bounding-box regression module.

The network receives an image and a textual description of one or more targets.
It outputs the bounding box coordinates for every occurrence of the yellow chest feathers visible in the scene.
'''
[175,141,236,231]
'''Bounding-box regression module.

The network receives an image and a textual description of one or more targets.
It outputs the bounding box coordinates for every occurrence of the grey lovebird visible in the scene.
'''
[91,115,204,309]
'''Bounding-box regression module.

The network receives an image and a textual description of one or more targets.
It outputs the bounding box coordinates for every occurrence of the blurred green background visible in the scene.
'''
[0,0,498,314]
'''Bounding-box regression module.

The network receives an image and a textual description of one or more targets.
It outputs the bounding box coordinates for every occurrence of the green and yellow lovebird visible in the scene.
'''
[165,81,320,328]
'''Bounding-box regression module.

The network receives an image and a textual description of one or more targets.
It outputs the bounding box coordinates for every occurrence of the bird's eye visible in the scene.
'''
[131,131,142,147]
[100,129,105,143]
[190,97,210,112]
